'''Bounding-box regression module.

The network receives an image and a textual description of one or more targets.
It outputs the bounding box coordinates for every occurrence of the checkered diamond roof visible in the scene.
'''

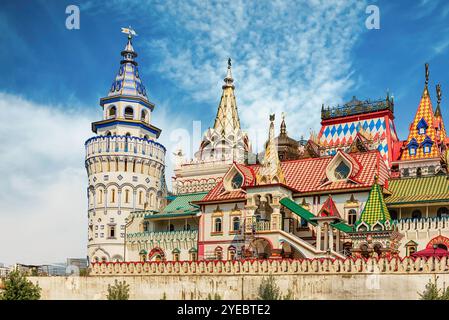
[357,182,391,226]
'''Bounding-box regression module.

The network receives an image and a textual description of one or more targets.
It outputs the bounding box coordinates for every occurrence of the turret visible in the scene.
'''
[85,28,166,263]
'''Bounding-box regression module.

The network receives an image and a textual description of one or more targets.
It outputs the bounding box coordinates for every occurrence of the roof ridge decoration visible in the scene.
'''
[318,195,341,218]
[256,114,286,185]
[400,63,440,161]
[356,175,391,226]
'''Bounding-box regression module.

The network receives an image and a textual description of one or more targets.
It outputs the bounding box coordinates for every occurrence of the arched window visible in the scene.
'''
[412,210,422,220]
[169,224,175,232]
[403,168,409,177]
[348,209,357,225]
[125,190,130,203]
[124,106,134,119]
[231,173,243,189]
[232,217,240,232]
[214,218,222,233]
[98,190,103,204]
[141,109,147,122]
[215,247,223,260]
[390,210,398,220]
[111,189,116,203]
[416,167,422,177]
[334,161,350,180]
[108,106,116,119]
[139,191,143,205]
[437,207,449,218]
[189,249,197,261]
[228,246,236,260]
[109,226,115,238]
[172,249,180,261]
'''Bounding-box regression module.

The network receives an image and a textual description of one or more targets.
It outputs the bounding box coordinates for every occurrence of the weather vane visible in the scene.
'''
[121,26,137,39]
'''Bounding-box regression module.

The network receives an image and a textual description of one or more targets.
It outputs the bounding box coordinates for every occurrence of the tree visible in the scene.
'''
[419,276,449,300]
[258,275,281,300]
[0,270,41,300]
[107,280,130,300]
[206,293,222,300]
[257,275,294,300]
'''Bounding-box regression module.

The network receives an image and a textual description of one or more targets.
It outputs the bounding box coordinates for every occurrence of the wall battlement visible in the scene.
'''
[90,256,449,276]
[394,216,449,231]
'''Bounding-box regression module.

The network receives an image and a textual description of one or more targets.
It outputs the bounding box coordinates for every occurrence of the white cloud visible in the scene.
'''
[0,93,184,265]
[139,0,367,153]
[0,93,93,265]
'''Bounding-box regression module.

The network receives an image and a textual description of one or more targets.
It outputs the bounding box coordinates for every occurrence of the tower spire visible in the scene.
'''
[212,58,240,134]
[435,84,442,117]
[280,112,287,136]
[120,26,138,65]
[223,57,234,89]
[256,114,285,185]
[105,27,149,101]
[425,62,429,87]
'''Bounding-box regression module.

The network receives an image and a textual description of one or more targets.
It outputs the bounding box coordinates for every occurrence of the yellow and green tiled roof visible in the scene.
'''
[385,175,449,205]
[161,192,208,214]
[357,183,391,225]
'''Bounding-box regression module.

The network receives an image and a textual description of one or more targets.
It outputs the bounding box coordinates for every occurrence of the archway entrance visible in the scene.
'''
[249,238,272,259]
[280,241,306,259]
[426,235,449,251]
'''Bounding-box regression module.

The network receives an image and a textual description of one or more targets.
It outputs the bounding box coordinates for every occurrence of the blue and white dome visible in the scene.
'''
[107,38,149,101]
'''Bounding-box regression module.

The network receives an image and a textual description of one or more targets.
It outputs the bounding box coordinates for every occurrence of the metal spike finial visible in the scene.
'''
[269,113,275,122]
[228,57,232,68]
[280,112,286,135]
[437,84,442,105]
[425,63,429,86]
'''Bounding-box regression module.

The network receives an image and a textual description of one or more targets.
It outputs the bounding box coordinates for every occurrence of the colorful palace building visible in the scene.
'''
[86,30,449,264]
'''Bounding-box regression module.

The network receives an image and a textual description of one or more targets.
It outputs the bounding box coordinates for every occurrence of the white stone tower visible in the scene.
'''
[85,28,166,263]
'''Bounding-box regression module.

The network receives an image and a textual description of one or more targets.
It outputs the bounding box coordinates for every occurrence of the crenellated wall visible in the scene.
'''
[90,256,449,275]
[26,257,449,300]
[394,217,449,256]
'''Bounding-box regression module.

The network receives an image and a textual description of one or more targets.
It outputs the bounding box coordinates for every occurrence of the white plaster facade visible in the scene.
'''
[85,33,166,263]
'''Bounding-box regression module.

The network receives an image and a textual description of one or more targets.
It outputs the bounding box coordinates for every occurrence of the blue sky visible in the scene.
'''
[1,0,449,264]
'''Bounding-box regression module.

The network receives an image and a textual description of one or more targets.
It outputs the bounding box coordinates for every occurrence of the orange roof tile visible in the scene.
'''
[401,87,440,160]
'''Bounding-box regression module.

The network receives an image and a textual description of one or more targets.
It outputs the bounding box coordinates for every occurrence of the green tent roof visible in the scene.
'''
[161,192,208,214]
[385,175,449,205]
[357,183,390,226]
[280,197,353,232]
